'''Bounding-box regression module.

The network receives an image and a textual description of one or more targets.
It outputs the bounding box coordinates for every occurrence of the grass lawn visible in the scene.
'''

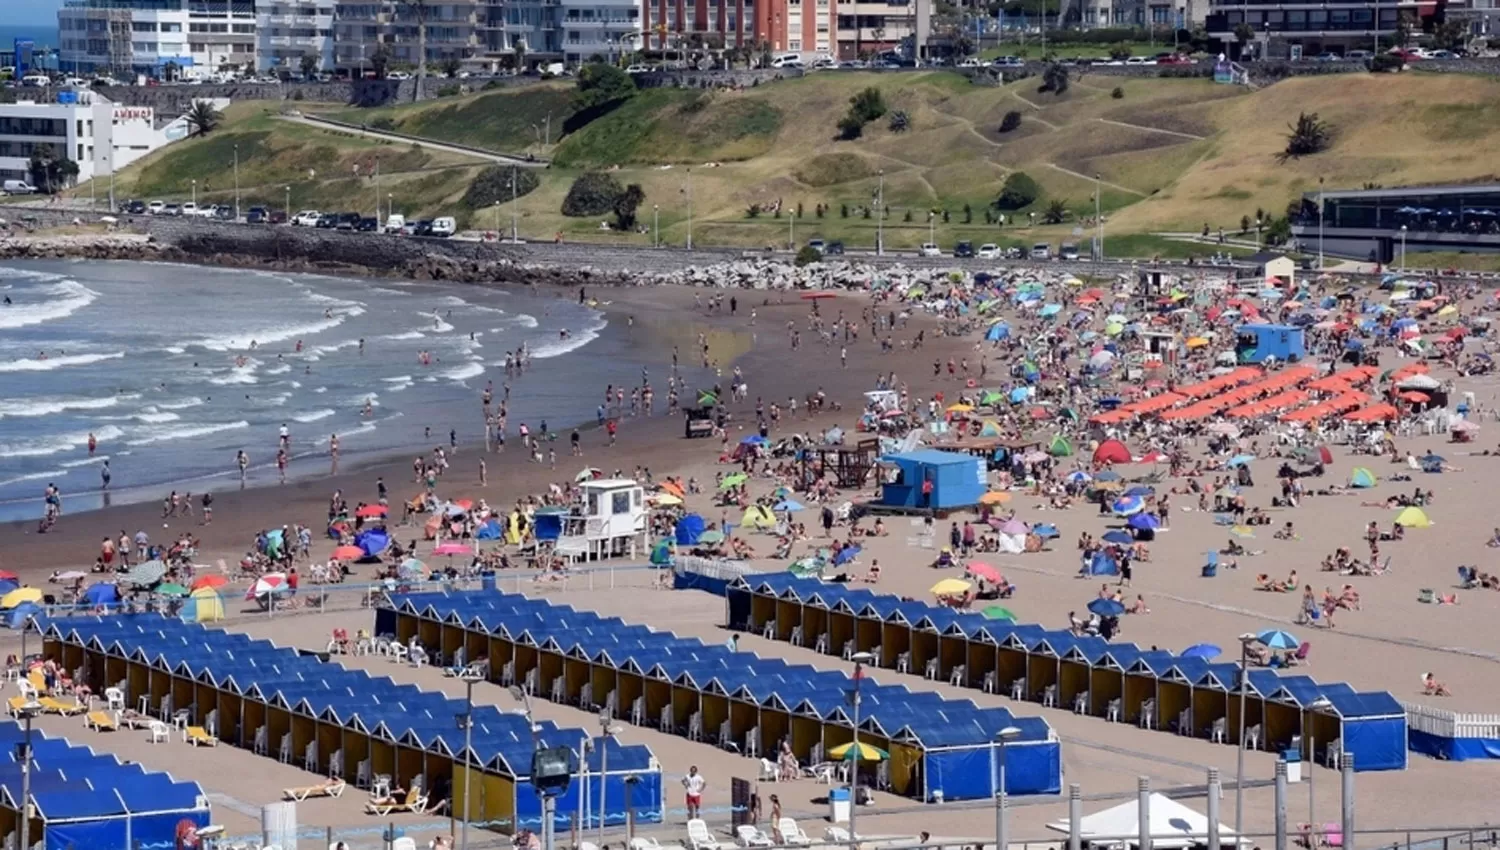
[324,84,578,155]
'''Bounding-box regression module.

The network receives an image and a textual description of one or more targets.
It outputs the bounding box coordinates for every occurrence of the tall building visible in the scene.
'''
[641,0,761,50]
[58,0,257,78]
[1071,0,1205,30]
[0,90,196,187]
[1204,0,1418,57]
[834,0,929,59]
[255,1,336,73]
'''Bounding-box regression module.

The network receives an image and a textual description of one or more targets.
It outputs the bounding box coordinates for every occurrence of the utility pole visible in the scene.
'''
[686,167,694,250]
[233,142,240,220]
[875,169,885,255]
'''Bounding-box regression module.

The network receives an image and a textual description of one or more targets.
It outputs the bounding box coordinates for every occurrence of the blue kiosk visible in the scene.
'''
[1236,323,1306,364]
[878,450,986,512]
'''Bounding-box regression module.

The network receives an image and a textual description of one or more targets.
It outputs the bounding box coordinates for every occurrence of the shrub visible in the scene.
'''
[613,184,645,231]
[436,84,461,98]
[370,116,397,131]
[994,172,1041,210]
[746,203,762,218]
[840,203,849,218]
[1282,111,1332,160]
[837,114,866,140]
[1108,43,1132,60]
[999,110,1023,133]
[837,87,887,140]
[888,110,910,132]
[561,171,625,217]
[463,165,540,209]
[795,245,823,266]
[574,62,636,109]
[1042,199,1069,224]
[904,209,913,222]
[1369,53,1405,73]
[1039,62,1069,95]
[1111,86,1124,99]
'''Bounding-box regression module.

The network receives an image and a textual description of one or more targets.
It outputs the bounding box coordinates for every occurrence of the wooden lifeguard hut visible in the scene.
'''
[555,479,647,562]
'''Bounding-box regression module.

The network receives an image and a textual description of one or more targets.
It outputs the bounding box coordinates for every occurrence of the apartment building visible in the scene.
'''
[1204,0,1417,56]
[255,1,336,72]
[834,0,930,59]
[0,91,196,186]
[57,0,257,78]
[1070,0,1205,29]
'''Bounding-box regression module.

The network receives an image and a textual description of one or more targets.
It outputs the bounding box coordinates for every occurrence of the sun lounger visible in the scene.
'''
[85,710,119,731]
[284,779,347,801]
[6,696,30,717]
[185,726,219,747]
[365,788,428,816]
[119,710,153,729]
[39,697,88,716]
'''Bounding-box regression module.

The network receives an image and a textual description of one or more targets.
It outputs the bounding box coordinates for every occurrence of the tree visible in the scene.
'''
[999,110,1022,133]
[613,183,646,230]
[838,87,887,140]
[397,0,430,100]
[463,164,540,208]
[994,172,1040,210]
[1394,11,1415,47]
[795,245,823,266]
[300,52,319,79]
[27,144,59,193]
[562,171,626,217]
[370,44,392,79]
[1233,22,1255,44]
[514,40,528,73]
[1240,214,1252,234]
[1281,111,1332,160]
[186,100,223,136]
[574,62,636,109]
[1042,199,1069,224]
[441,55,462,77]
[1039,62,1069,95]
[1264,215,1292,246]
[1108,42,1132,60]
[888,110,910,132]
[1433,18,1466,51]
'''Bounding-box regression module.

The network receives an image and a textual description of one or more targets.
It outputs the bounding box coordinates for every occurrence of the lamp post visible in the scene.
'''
[875,169,885,256]
[597,710,619,846]
[1306,695,1333,843]
[510,168,519,242]
[927,211,936,247]
[653,204,659,248]
[686,167,694,250]
[17,699,39,850]
[788,207,795,251]
[1094,172,1103,261]
[284,185,290,221]
[991,726,1021,850]
[493,200,502,239]
[388,193,394,227]
[453,671,483,849]
[233,142,240,220]
[1255,217,1263,250]
[509,686,547,849]
[1399,225,1407,272]
[1234,632,1256,838]
[1317,176,1325,270]
[846,651,875,850]
[191,178,197,208]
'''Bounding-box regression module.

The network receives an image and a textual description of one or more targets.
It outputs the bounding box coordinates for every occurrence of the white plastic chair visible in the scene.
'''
[1246,723,1263,750]
[104,687,126,712]
[1107,698,1122,722]
[895,652,910,674]
[1009,677,1026,701]
[778,818,813,846]
[148,720,170,743]
[1072,690,1090,714]
[688,819,730,850]
[1140,698,1156,729]
[1042,684,1058,707]
[949,664,966,687]
[982,670,997,694]
[923,658,939,680]
[758,758,777,782]
[1211,717,1228,743]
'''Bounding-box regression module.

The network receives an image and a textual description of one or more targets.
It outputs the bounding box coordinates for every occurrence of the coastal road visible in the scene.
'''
[275,113,547,168]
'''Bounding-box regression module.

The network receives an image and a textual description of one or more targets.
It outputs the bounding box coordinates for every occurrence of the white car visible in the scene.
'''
[292,210,322,227]
[1125,56,1156,66]
[386,71,411,80]
[624,64,653,74]
[957,58,984,68]
[180,202,200,217]
[976,243,1001,259]
[919,243,942,257]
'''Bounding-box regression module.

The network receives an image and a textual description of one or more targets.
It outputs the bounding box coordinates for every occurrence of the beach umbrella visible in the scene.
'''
[998,519,1029,536]
[1128,513,1161,531]
[982,605,1016,621]
[1040,304,1063,318]
[1207,422,1241,437]
[332,545,365,560]
[1181,643,1221,660]
[355,504,388,518]
[740,434,768,445]
[1065,470,1092,484]
[697,530,726,544]
[1124,485,1155,497]
[1349,468,1377,488]
[1393,506,1431,528]
[774,500,806,512]
[1229,525,1255,539]
[1257,629,1300,650]
[433,542,473,556]
[1087,598,1126,617]
[155,583,189,597]
[652,494,683,506]
[576,467,602,482]
[246,574,288,600]
[0,571,16,582]
[980,491,1012,505]
[980,391,1004,406]
[51,570,87,583]
[1101,530,1133,545]
[827,741,889,762]
[697,390,718,405]
[126,560,167,587]
[1095,470,1122,482]
[930,578,973,596]
[1112,495,1145,516]
[1033,523,1060,538]
[720,473,749,489]
[191,575,228,591]
[966,561,1002,582]
[946,403,975,413]
[81,583,119,607]
[399,558,429,579]
[1228,454,1256,468]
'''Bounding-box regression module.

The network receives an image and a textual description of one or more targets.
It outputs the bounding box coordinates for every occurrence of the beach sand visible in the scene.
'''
[10,277,1500,847]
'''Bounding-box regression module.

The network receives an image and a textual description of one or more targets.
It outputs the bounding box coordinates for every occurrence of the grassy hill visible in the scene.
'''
[94,73,1500,265]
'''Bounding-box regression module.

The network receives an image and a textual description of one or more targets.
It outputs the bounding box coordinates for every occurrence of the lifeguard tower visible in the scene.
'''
[555,479,647,562]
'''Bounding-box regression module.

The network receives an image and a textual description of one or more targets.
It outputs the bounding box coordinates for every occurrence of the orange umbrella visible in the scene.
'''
[191,575,228,591]
[659,480,685,498]
[332,545,364,560]
[1400,391,1430,403]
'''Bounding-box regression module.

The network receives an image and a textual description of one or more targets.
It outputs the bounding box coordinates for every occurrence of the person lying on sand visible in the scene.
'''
[1423,673,1452,696]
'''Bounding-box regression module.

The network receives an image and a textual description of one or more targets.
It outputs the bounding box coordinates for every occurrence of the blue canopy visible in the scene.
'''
[356,528,390,558]
[82,583,119,606]
[675,514,706,546]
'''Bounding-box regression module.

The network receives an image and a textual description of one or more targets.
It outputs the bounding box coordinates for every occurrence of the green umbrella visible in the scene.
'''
[697,390,718,405]
[697,530,725,544]
[719,473,748,489]
[980,391,1004,406]
[982,606,1016,621]
[155,583,189,597]
[575,467,602,482]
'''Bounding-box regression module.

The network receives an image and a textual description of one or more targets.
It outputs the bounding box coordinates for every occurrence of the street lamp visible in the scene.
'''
[233,142,240,220]
[1305,696,1333,843]
[875,169,885,256]
[991,726,1021,850]
[927,211,936,247]
[686,167,694,250]
[1094,172,1103,261]
[510,168,519,242]
[597,710,620,846]
[1399,224,1408,272]
[788,207,796,251]
[1255,217,1263,250]
[284,185,290,221]
[846,651,875,850]
[191,178,197,208]
[653,204,660,248]
[453,671,484,850]
[493,200,502,239]
[1317,176,1325,270]
[1233,632,1257,838]
[508,685,548,849]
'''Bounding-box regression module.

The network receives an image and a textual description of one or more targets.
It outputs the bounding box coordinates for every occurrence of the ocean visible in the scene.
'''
[0,260,674,520]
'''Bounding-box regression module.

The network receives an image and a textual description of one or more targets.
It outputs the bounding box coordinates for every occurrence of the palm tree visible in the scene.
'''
[186,100,222,137]
[397,0,429,101]
[1042,199,1069,225]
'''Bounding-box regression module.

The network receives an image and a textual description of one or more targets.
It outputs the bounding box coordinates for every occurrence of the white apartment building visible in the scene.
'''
[255,1,337,72]
[57,0,257,80]
[0,91,198,187]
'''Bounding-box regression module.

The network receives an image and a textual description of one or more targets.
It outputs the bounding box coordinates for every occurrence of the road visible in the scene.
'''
[276,113,547,168]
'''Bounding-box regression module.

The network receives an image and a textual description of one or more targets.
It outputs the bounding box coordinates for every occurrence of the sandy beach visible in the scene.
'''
[8,262,1500,850]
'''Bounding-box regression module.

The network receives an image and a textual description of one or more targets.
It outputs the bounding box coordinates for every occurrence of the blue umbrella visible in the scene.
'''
[1181,643,1222,660]
[1228,454,1256,468]
[1111,495,1145,516]
[1094,470,1122,482]
[1009,387,1031,403]
[1101,530,1133,545]
[1127,513,1161,531]
[1257,629,1301,650]
[1065,470,1092,483]
[774,500,806,512]
[1032,523,1060,538]
[1087,598,1127,617]
[832,544,862,566]
[1124,485,1155,497]
[1040,303,1063,317]
[741,434,768,445]
[82,583,120,607]
[1421,454,1445,465]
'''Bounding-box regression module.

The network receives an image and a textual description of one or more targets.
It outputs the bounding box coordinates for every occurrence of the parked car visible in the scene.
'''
[976,243,1001,259]
[1060,242,1080,261]
[1156,53,1193,65]
[163,203,183,216]
[212,205,235,220]
[355,217,379,232]
[268,209,288,224]
[124,199,147,214]
[1125,56,1156,66]
[179,202,200,217]
[147,200,166,214]
[806,238,826,255]
[430,216,457,238]
[246,206,269,224]
[385,214,406,233]
[407,219,435,236]
[991,56,1025,68]
[335,212,361,230]
[1,179,37,195]
[1314,52,1342,62]
[919,243,942,257]
[1030,242,1051,260]
[957,58,984,68]
[624,64,653,74]
[292,209,321,226]
[954,240,975,258]
[1346,50,1373,60]
[315,213,339,228]
[824,241,845,255]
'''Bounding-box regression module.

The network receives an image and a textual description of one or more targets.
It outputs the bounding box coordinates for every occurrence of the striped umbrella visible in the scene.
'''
[126,560,167,587]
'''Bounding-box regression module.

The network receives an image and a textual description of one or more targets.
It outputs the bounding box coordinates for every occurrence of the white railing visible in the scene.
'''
[1404,702,1500,739]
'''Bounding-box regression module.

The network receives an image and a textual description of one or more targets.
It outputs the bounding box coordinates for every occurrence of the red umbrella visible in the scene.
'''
[332,545,364,560]
[0,571,17,581]
[966,561,1002,583]
[356,504,388,518]
[246,573,286,600]
[191,575,228,591]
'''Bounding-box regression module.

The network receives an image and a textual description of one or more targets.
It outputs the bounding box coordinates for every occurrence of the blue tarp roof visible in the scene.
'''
[884,449,978,467]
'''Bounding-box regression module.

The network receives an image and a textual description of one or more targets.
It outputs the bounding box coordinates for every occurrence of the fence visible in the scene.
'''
[1403,702,1500,761]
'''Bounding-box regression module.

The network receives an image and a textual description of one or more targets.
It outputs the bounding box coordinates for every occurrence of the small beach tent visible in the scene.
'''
[181,588,225,623]
[4,602,42,630]
[741,505,776,530]
[1349,468,1377,488]
[1046,793,1242,849]
[1086,552,1120,576]
[1393,507,1431,528]
[1049,435,1073,457]
[878,450,986,511]
[1093,439,1131,465]
[675,514,707,545]
[476,518,504,540]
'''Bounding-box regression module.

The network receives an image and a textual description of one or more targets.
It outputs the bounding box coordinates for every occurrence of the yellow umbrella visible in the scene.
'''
[827,741,889,762]
[946,403,975,413]
[1186,337,1210,348]
[980,491,1012,505]
[930,578,972,596]
[0,587,43,609]
[1436,305,1458,318]
[652,494,684,506]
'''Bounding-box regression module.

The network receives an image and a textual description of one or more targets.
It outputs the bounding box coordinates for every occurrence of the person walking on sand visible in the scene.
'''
[237,450,249,486]
[329,433,340,473]
[682,766,706,821]
[201,492,213,525]
[479,457,487,486]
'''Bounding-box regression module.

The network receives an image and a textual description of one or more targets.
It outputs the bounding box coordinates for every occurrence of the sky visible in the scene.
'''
[11,0,63,26]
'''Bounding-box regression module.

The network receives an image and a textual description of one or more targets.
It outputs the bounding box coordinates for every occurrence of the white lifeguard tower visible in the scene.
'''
[555,479,647,562]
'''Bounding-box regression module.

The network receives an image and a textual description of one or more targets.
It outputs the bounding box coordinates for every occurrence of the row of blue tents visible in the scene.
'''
[0,720,210,850]
[379,591,1064,802]
[726,574,1409,772]
[42,615,664,833]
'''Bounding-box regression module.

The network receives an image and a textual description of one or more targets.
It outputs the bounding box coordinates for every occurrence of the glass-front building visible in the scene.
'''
[1310,185,1500,236]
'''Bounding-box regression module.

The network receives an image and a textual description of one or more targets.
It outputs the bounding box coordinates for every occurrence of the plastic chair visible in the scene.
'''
[148,720,170,743]
[1211,717,1227,743]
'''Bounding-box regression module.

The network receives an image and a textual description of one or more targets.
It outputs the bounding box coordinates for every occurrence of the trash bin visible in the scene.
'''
[828,787,851,824]
[1284,749,1302,783]
[480,571,496,592]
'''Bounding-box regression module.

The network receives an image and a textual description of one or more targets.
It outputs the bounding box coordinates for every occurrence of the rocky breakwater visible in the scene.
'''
[0,233,180,262]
